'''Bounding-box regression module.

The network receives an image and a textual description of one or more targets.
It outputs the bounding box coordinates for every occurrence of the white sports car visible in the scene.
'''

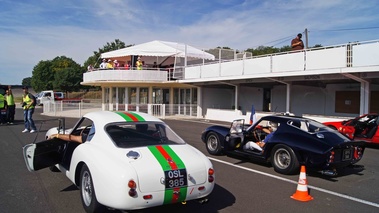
[23,111,215,212]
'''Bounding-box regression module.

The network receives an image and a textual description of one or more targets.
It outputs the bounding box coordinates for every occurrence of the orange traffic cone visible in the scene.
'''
[291,165,313,202]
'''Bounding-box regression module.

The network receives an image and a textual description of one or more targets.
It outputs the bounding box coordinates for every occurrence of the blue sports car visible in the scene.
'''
[201,114,365,176]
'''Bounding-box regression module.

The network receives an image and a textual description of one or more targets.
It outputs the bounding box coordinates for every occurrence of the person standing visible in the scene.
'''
[0,91,6,125]
[136,57,143,70]
[21,86,37,133]
[124,61,131,70]
[113,60,120,69]
[5,85,15,124]
[87,64,94,72]
[291,33,304,51]
[106,59,113,69]
[99,59,107,69]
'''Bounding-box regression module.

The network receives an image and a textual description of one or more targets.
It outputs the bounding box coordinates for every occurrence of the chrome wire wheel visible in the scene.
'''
[273,147,291,170]
[81,170,93,207]
[206,132,222,155]
[207,134,218,152]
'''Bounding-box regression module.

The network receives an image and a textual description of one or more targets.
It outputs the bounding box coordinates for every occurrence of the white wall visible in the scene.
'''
[202,87,235,114]
[238,87,263,113]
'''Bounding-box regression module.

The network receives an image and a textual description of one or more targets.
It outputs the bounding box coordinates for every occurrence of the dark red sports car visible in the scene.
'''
[323,113,379,144]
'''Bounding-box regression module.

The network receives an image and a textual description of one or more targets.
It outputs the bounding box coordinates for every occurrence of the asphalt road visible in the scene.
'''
[1,108,379,213]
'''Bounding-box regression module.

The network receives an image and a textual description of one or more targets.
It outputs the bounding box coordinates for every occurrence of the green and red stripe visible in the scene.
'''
[115,111,145,122]
[149,145,187,204]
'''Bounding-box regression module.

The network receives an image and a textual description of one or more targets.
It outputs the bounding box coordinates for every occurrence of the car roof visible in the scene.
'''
[83,111,163,128]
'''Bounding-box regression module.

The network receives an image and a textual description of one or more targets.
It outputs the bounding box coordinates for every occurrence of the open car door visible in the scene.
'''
[226,119,245,150]
[23,138,67,171]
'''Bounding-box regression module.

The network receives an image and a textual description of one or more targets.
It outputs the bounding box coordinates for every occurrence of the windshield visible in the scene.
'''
[106,122,186,148]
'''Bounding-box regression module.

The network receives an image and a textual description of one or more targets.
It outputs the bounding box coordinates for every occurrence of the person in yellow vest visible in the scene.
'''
[21,86,37,133]
[136,57,143,70]
[5,85,15,124]
[0,92,6,125]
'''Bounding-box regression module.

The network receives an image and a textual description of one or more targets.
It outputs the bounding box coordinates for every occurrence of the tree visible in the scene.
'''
[53,67,84,93]
[31,56,83,92]
[22,77,32,87]
[31,60,54,92]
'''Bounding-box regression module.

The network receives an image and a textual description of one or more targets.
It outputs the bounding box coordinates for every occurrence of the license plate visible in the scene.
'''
[0,110,6,115]
[164,169,187,189]
[342,149,352,161]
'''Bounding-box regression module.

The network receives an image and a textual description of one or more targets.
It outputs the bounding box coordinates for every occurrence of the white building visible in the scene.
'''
[81,39,379,122]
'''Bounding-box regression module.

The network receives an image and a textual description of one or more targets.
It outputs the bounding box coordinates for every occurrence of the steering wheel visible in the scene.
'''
[252,128,264,141]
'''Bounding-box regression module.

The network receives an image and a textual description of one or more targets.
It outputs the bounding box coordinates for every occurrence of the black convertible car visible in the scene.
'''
[201,114,365,176]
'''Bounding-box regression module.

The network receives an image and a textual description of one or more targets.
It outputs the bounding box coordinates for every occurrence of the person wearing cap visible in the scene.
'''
[106,59,113,69]
[99,59,107,69]
[21,86,37,133]
[291,33,304,51]
[113,60,119,69]
[136,57,143,70]
[5,85,15,124]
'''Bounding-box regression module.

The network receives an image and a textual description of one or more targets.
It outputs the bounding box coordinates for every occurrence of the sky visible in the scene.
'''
[1,0,379,85]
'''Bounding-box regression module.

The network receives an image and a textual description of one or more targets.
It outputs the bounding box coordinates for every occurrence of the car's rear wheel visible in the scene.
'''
[271,144,299,175]
[80,164,104,213]
[206,132,222,155]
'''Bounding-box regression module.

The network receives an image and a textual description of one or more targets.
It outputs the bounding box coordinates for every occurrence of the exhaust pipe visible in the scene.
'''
[198,197,209,204]
[320,170,338,176]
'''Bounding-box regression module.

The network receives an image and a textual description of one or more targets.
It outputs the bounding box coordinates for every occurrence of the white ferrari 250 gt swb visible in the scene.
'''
[23,111,215,212]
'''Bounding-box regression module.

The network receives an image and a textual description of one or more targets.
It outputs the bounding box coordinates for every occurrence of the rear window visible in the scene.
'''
[105,122,186,148]
[54,92,64,99]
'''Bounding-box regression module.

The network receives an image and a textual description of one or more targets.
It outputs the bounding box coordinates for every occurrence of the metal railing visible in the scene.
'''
[42,100,198,118]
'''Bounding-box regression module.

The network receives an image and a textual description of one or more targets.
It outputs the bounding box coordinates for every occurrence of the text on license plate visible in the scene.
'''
[164,169,187,189]
[342,149,352,161]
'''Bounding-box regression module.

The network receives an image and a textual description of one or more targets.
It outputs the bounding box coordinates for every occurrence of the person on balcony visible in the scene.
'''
[106,59,113,69]
[124,61,131,70]
[99,59,107,69]
[136,57,143,70]
[291,33,304,51]
[113,60,120,69]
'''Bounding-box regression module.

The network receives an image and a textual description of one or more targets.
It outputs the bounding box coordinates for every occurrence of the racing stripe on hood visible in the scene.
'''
[115,111,145,122]
[148,145,187,204]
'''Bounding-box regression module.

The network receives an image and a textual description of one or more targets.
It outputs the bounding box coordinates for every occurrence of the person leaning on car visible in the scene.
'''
[49,133,84,143]
[49,125,95,143]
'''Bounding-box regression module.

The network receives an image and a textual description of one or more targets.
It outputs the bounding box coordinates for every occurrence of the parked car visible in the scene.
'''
[23,111,215,212]
[323,113,379,144]
[201,114,365,176]
[35,90,80,105]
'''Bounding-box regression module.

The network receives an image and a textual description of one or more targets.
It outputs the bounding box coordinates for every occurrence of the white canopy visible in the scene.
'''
[101,40,215,61]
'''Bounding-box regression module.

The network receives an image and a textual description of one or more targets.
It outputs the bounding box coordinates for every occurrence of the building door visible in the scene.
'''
[263,88,271,112]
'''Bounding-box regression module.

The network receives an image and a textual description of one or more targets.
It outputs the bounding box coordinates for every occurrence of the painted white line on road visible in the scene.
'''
[209,157,379,208]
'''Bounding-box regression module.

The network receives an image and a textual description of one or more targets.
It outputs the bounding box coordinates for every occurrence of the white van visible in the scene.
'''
[36,90,64,106]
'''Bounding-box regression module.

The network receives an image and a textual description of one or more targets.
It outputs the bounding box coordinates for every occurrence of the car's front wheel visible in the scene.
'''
[80,164,104,213]
[270,144,299,175]
[206,132,223,155]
